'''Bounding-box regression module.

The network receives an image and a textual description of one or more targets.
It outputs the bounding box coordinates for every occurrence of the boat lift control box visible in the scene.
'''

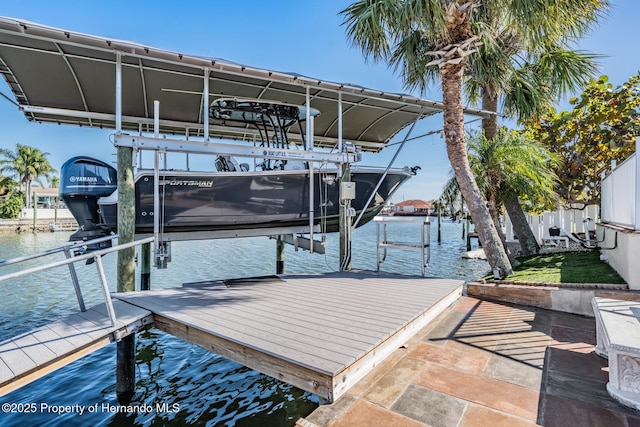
[341,181,356,200]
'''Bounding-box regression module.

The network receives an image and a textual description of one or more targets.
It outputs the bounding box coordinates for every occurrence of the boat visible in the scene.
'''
[60,100,417,242]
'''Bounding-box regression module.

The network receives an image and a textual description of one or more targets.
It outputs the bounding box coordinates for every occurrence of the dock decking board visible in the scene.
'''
[1,271,463,402]
[118,271,464,401]
[0,300,153,397]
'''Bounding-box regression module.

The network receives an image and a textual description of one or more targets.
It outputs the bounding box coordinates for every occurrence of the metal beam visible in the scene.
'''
[136,225,320,241]
[19,104,388,151]
[113,134,361,164]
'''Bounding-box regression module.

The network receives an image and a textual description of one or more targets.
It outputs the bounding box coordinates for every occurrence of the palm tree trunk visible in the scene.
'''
[481,86,535,259]
[25,180,31,208]
[481,86,509,242]
[481,87,506,244]
[481,88,499,140]
[502,187,540,256]
[441,66,513,277]
[487,196,507,247]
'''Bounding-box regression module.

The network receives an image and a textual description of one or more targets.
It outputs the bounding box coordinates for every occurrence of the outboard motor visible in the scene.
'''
[60,156,117,245]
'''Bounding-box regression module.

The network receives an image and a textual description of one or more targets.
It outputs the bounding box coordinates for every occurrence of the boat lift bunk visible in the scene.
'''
[0,16,493,268]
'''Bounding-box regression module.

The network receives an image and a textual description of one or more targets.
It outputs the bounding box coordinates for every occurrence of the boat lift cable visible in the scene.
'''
[320,171,329,235]
[160,161,167,245]
[0,89,18,107]
[383,118,481,148]
[352,110,424,230]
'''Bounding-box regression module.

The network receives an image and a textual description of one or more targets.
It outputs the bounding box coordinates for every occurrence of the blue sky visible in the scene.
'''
[0,0,638,201]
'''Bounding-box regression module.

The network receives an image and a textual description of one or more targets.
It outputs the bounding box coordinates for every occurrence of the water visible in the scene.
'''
[0,220,488,426]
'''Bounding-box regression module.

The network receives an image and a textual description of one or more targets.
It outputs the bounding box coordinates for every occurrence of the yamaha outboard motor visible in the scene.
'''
[60,156,117,246]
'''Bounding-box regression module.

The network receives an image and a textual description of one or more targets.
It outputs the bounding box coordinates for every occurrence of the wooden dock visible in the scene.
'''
[117,271,463,401]
[0,301,153,396]
[0,271,463,402]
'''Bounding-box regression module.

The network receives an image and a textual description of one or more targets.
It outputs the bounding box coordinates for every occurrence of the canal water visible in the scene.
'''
[0,219,488,426]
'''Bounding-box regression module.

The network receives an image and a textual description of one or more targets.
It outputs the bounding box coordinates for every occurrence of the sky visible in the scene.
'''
[0,0,638,202]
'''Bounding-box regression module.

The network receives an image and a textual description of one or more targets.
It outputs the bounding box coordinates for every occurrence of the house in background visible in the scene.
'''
[394,199,433,216]
[30,187,63,208]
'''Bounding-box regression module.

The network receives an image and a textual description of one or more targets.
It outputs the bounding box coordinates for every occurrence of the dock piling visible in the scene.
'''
[141,242,151,290]
[115,335,136,404]
[276,236,285,274]
[116,144,136,404]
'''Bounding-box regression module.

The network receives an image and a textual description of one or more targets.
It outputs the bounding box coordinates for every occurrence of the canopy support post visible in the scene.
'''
[306,87,315,252]
[203,68,210,141]
[338,92,352,271]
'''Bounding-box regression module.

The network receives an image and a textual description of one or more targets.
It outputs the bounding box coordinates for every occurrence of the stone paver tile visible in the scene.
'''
[391,384,467,427]
[423,311,470,346]
[453,296,482,313]
[460,404,538,427]
[540,394,626,427]
[364,357,426,408]
[493,339,549,369]
[348,348,407,397]
[550,312,595,332]
[415,362,539,420]
[407,341,490,375]
[474,299,517,313]
[455,313,513,336]
[528,308,554,333]
[495,330,551,348]
[443,334,506,354]
[328,399,426,427]
[305,394,357,427]
[547,346,608,383]
[550,324,596,347]
[543,370,625,414]
[484,352,543,390]
[548,339,595,354]
[506,307,537,324]
[453,334,505,352]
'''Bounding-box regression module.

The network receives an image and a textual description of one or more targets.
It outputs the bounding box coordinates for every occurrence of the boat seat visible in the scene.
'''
[284,161,306,171]
[215,156,248,172]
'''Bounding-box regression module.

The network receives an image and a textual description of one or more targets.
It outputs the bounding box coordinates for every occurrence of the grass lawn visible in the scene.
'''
[493,251,626,284]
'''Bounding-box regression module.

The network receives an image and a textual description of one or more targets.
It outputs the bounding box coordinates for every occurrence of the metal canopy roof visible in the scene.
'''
[0,16,490,152]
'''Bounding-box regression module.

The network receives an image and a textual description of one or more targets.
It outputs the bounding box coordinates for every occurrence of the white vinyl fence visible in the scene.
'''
[598,138,640,288]
[505,205,599,243]
[601,138,640,230]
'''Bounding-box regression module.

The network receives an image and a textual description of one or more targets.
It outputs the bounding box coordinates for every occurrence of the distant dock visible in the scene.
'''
[0,271,463,402]
[0,218,78,233]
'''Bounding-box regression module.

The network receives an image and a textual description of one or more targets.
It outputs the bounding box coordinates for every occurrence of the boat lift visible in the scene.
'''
[112,91,360,267]
[0,16,493,270]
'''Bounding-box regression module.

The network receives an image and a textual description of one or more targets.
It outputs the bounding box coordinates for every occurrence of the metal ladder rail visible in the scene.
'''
[375,216,431,276]
[0,236,154,327]
[0,234,118,312]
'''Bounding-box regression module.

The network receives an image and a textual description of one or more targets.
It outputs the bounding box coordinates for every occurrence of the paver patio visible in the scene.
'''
[299,296,640,427]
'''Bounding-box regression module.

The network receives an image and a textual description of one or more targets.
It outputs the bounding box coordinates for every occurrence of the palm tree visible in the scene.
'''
[342,0,607,276]
[468,130,559,256]
[463,4,606,256]
[49,175,59,188]
[0,144,56,208]
[440,173,463,221]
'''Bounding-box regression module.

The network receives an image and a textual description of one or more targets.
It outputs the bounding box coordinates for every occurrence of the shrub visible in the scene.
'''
[0,192,24,219]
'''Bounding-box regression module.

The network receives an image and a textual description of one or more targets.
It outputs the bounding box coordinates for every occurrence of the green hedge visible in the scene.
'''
[0,192,24,219]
